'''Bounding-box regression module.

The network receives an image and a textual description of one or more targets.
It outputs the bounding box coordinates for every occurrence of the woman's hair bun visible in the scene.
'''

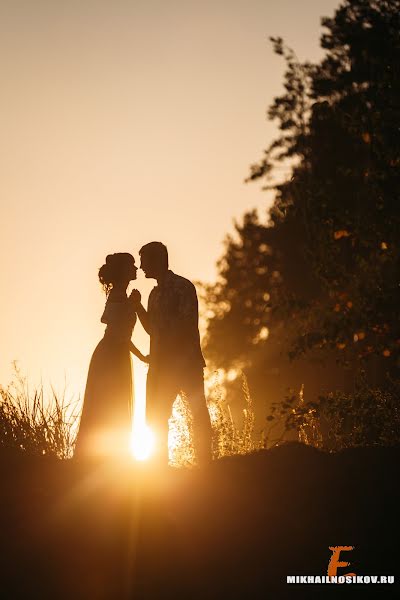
[98,253,135,294]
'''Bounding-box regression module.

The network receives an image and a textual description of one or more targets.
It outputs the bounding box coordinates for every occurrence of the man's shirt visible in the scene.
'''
[147,270,206,372]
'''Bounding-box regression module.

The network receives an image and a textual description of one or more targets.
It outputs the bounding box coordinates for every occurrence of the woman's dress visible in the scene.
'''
[75,296,136,458]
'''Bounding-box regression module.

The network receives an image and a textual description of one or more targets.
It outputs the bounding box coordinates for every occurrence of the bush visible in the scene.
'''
[268,374,400,450]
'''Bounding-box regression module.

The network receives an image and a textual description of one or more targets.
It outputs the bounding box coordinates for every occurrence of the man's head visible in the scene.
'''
[139,242,169,279]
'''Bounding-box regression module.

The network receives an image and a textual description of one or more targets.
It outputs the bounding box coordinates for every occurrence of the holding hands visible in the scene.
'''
[129,341,150,364]
[129,289,142,308]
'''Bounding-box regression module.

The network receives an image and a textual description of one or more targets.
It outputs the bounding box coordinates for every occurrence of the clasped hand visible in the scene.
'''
[129,289,141,307]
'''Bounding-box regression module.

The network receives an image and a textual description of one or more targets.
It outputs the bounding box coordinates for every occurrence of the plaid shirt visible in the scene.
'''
[147,270,205,371]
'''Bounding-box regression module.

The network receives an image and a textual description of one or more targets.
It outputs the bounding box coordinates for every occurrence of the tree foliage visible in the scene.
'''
[204,0,400,411]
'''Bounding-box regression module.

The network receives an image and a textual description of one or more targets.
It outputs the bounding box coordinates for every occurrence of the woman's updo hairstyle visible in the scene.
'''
[98,253,135,295]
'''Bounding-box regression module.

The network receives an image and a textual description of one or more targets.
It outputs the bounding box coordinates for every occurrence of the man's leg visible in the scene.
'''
[146,368,176,466]
[183,369,213,465]
[147,404,170,465]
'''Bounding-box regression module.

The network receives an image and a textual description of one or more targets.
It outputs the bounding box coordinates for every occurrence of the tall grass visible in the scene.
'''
[0,364,80,459]
[0,366,263,465]
[207,372,261,457]
[168,372,263,466]
[169,393,196,467]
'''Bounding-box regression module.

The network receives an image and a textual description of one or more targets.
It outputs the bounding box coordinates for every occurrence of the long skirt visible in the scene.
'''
[75,336,133,458]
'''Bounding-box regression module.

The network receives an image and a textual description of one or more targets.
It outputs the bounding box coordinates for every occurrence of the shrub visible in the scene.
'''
[267,374,400,450]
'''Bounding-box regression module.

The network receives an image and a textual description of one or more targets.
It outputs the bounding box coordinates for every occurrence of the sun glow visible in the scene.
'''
[131,360,154,461]
[130,424,154,461]
[130,362,198,465]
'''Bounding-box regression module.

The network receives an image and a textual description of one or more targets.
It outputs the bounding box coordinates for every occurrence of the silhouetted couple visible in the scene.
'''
[75,242,212,466]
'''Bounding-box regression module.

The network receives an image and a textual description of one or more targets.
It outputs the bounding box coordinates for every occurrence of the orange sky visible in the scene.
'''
[0,0,340,409]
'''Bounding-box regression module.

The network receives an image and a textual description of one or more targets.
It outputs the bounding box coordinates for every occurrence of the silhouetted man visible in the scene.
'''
[133,242,212,465]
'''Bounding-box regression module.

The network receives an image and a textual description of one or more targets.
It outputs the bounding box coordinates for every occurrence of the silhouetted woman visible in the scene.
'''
[75,253,148,458]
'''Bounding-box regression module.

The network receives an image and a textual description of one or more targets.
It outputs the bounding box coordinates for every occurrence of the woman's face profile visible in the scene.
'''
[129,264,138,282]
[122,259,137,284]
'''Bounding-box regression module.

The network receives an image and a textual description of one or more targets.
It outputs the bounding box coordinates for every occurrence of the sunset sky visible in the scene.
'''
[0,0,340,413]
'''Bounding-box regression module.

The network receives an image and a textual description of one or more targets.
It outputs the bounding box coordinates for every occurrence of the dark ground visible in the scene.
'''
[1,442,399,599]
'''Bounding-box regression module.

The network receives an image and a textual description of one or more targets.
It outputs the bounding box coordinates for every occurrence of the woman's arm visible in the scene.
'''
[129,341,149,363]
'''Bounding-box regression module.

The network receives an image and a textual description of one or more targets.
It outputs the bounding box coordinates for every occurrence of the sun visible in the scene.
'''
[130,424,154,461]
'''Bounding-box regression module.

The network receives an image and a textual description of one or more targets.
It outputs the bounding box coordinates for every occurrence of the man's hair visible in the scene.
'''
[139,241,169,268]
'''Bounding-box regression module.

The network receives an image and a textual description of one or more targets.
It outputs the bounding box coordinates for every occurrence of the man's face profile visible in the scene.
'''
[140,252,156,279]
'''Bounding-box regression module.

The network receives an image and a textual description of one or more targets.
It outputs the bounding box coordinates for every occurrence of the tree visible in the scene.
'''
[204,0,400,419]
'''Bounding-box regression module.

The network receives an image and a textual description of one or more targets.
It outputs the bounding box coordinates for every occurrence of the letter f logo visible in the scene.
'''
[328,546,356,577]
